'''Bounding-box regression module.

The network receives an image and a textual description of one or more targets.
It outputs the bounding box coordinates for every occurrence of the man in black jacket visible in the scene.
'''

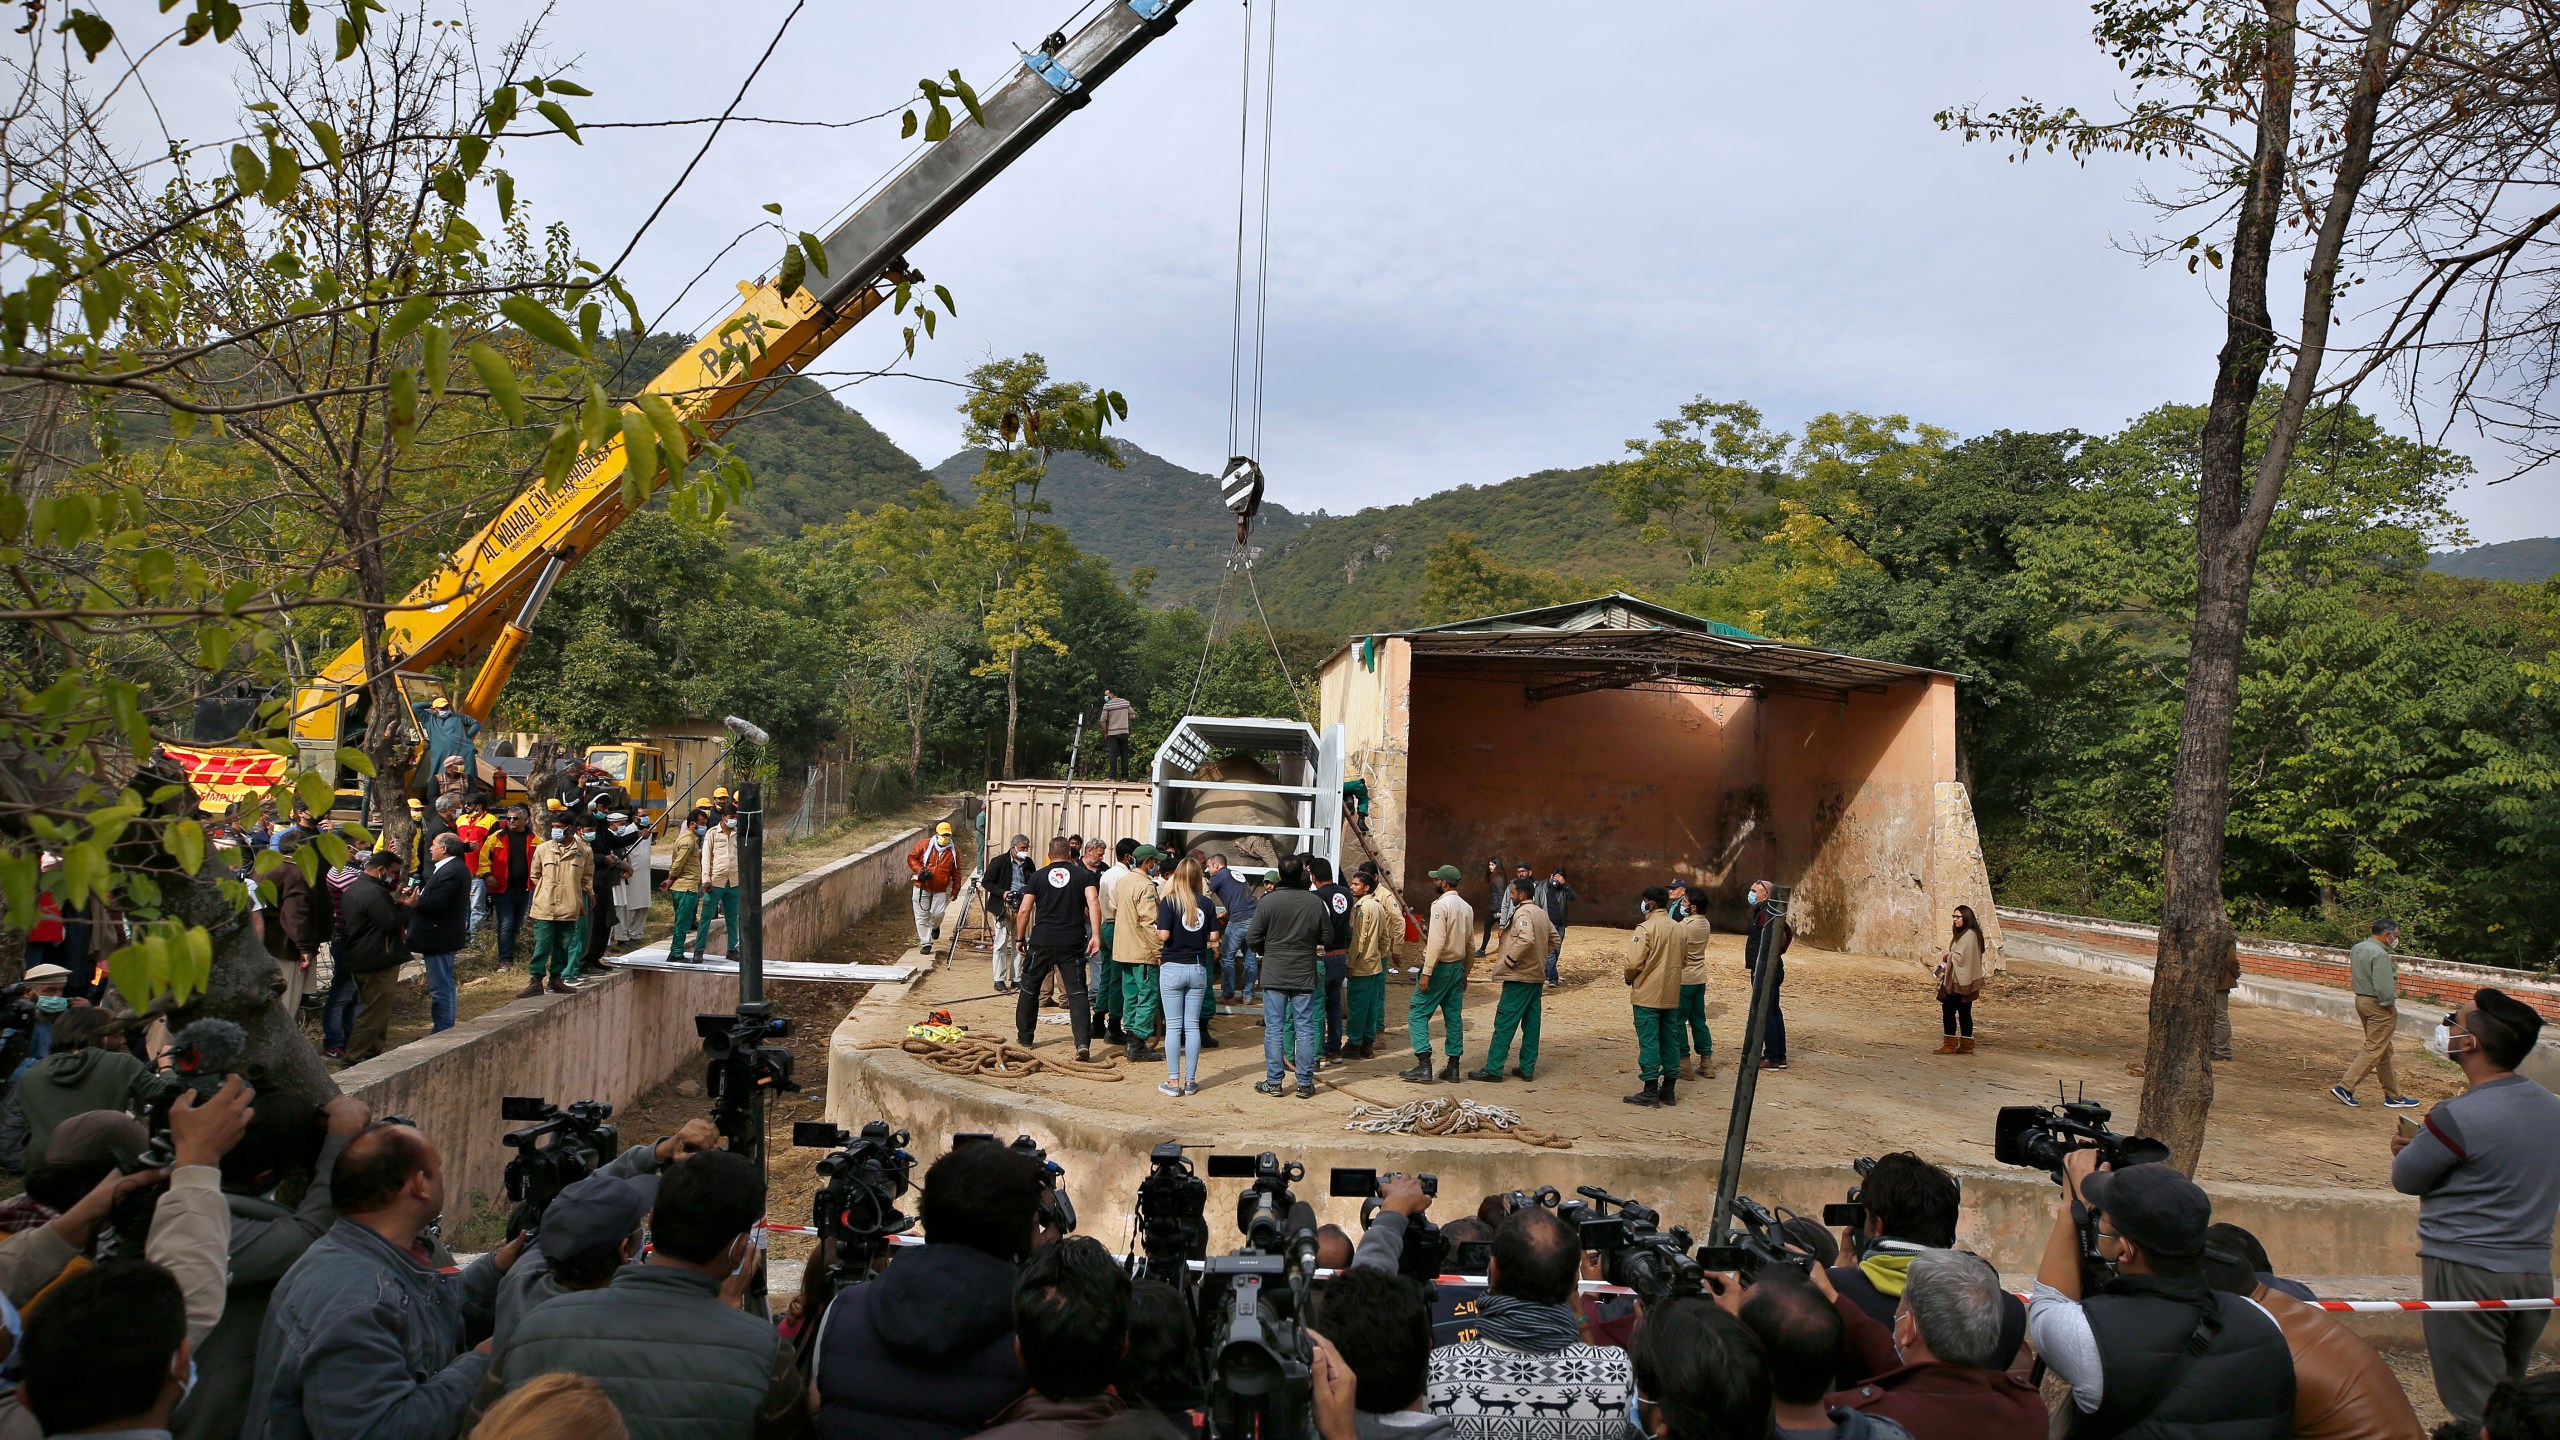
[812,1140,1048,1440]
[983,834,1035,991]
[406,833,470,1035]
[1743,878,1793,1070]
[1310,857,1354,1065]
[2025,1149,2294,1437]
[337,852,410,1065]
[1826,1152,2027,1379]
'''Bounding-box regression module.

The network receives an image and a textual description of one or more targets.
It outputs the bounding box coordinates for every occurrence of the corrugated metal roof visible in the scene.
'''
[1378,593,1952,700]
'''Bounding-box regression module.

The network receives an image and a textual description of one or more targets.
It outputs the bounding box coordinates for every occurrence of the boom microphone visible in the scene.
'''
[723,715,769,746]
[165,1017,247,1078]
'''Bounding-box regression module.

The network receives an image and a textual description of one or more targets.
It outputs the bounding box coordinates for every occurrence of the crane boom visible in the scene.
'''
[271,0,1192,785]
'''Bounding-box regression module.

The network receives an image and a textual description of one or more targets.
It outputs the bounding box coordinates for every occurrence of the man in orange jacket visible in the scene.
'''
[907,821,964,958]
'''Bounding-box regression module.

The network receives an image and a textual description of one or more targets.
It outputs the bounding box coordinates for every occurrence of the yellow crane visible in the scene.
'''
[187,0,1193,811]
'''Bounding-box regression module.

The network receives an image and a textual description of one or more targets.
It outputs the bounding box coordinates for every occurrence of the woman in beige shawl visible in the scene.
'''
[1934,904,1988,1054]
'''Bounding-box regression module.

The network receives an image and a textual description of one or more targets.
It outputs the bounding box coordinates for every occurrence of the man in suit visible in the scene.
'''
[406,832,472,1034]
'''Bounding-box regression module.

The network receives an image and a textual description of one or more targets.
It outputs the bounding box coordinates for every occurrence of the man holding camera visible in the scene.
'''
[2023,1149,2294,1437]
[1825,1153,2026,1375]
[1623,886,1683,1108]
[1470,877,1553,1083]
[1424,1202,1635,1437]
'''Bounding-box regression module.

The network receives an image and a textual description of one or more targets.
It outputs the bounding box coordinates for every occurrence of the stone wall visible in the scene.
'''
[340,805,952,1216]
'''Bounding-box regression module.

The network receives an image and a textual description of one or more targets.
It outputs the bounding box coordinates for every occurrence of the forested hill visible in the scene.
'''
[1244,464,1693,634]
[2432,536,2560,583]
[931,442,1691,632]
[929,442,1313,603]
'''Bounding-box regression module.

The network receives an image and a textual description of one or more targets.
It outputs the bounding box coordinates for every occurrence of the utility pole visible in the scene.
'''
[1710,884,1790,1242]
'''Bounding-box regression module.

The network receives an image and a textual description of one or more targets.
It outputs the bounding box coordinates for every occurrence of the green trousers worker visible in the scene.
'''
[530,916,581,982]
[669,890,702,958]
[1120,961,1161,1043]
[1678,983,1712,1072]
[1346,973,1386,1049]
[1094,920,1122,1035]
[1408,963,1465,1062]
[1633,1005,1682,1085]
[1481,981,1543,1078]
[697,884,740,958]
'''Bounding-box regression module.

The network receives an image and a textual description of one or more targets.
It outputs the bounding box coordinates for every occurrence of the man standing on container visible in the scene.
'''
[2333,918,2420,1109]
[1402,866,1474,1085]
[1100,687,1135,781]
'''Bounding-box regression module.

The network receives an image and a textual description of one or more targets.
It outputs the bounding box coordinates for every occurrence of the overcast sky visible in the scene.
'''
[151,2,2557,543]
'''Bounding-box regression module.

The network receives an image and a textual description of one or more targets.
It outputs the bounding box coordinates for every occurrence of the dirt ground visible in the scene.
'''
[854,921,2466,1194]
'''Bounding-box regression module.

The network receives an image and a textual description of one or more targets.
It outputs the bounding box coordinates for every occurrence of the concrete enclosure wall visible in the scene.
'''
[1328,640,1997,959]
[339,807,951,1215]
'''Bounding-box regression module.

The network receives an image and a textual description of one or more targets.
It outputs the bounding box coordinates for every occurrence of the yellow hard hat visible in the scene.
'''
[935,821,953,836]
[430,695,450,709]
[546,797,565,811]
[713,786,730,799]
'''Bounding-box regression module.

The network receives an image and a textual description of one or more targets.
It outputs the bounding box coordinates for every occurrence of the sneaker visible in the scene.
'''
[2330,1084,2361,1107]
[1254,1079,1287,1097]
[1184,1081,1200,1096]
[1074,1048,1093,1063]
[1760,1059,1787,1070]
[2384,1094,2420,1109]
[1159,1080,1184,1098]
[995,980,1013,992]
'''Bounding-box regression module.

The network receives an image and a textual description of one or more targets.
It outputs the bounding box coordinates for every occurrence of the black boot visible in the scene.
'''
[1658,1076,1678,1107]
[1400,1054,1436,1084]
[1623,1079,1662,1107]
[1440,1056,1462,1083]
[1465,1067,1504,1082]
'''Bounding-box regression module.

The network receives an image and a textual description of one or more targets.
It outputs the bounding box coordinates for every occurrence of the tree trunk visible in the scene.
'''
[1003,646,1021,781]
[2140,0,2401,1171]
[2137,6,2295,1172]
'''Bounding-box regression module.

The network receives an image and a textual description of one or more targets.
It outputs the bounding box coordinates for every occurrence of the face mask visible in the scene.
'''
[1669,899,1691,921]
[724,819,737,830]
[2432,1019,2475,1059]
[549,827,565,841]
[580,833,597,844]
[1637,900,1654,916]
[34,995,67,1016]
[1015,849,1030,860]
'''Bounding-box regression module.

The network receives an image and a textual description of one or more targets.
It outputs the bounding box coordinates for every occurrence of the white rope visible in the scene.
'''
[1342,1096,1532,1137]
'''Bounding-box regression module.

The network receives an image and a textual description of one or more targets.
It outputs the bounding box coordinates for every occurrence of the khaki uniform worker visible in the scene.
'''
[1114,846,1167,1060]
[1623,887,1684,1107]
[1670,885,1715,1078]
[1344,876,1397,1057]
[1402,867,1475,1084]
[1471,879,1556,1082]
[522,824,592,996]
[2334,919,2419,1109]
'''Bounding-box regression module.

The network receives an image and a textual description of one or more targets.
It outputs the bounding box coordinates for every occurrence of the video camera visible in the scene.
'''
[1561,1185,1701,1304]
[1330,1167,1448,1284]
[0,984,39,1080]
[792,1120,915,1285]
[957,1133,1076,1236]
[1134,1142,1210,1283]
[128,1018,248,1173]
[698,1010,797,1154]
[1196,1152,1318,1439]
[1697,1195,1816,1284]
[1995,1086,2170,1177]
[499,1095,621,1239]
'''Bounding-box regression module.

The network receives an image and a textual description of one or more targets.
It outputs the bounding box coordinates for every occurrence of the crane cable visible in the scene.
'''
[1216,0,1302,714]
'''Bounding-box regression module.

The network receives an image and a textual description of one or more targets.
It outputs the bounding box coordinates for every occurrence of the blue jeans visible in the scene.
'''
[1262,988,1320,1089]
[1160,961,1209,1085]
[322,960,361,1051]
[422,953,457,1032]
[466,876,488,940]
[1546,925,1565,984]
[1321,953,1348,1054]
[489,889,530,967]
[1221,927,1258,999]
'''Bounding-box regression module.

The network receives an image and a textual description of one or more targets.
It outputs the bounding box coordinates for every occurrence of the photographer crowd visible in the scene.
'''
[0,983,2554,1440]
